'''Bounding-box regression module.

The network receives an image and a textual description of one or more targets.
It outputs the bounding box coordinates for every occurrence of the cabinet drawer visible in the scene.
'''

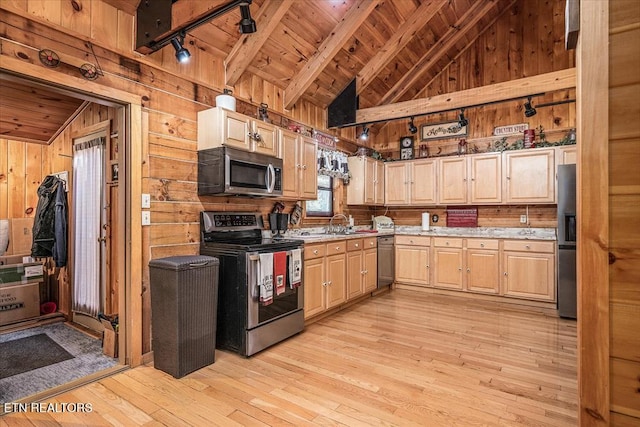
[347,239,364,251]
[364,237,377,249]
[433,237,463,248]
[466,238,499,250]
[503,240,555,253]
[304,244,326,260]
[395,235,431,246]
[326,241,346,255]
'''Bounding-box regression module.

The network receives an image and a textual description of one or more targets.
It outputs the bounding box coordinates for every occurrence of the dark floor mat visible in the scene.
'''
[0,333,74,379]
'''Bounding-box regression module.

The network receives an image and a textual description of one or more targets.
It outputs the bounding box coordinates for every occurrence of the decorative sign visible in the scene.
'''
[421,121,467,141]
[314,131,337,150]
[493,123,529,136]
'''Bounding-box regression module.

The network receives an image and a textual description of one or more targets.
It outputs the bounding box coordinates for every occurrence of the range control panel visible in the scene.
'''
[201,212,264,232]
[213,214,258,228]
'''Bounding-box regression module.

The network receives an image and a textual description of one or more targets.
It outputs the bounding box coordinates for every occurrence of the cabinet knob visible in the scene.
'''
[355,243,359,248]
[471,178,475,181]
[327,280,332,286]
[480,243,484,247]
[467,268,471,273]
[370,242,374,246]
[525,245,530,249]
[458,267,462,271]
[410,240,414,244]
[426,265,430,269]
[296,164,301,169]
[302,164,307,170]
[322,282,327,286]
[336,246,341,250]
[504,272,508,276]
[446,241,450,245]
[313,250,318,255]
[463,178,467,182]
[506,176,510,180]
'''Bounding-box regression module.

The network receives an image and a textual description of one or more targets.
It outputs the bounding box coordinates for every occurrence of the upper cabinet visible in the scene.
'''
[438,157,467,205]
[556,145,577,165]
[280,129,317,200]
[503,148,556,204]
[385,159,437,206]
[347,156,384,206]
[469,153,502,204]
[198,107,280,158]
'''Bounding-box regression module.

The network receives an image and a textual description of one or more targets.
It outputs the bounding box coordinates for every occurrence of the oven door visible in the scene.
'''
[246,250,303,329]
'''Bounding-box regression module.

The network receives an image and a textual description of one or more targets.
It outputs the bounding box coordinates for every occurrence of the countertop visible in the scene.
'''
[286,226,556,242]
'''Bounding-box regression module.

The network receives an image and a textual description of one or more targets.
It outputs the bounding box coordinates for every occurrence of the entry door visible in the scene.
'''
[71,131,108,329]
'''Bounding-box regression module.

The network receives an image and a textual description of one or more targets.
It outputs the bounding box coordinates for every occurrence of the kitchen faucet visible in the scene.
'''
[328,213,349,234]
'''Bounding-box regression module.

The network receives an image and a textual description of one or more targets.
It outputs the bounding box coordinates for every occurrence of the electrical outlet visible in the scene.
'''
[142,211,151,226]
[520,215,527,224]
[141,193,151,208]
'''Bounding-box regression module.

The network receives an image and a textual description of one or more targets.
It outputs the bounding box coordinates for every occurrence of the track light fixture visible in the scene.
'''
[524,96,537,117]
[239,2,257,34]
[408,117,417,134]
[458,108,468,128]
[170,33,191,63]
[360,126,370,141]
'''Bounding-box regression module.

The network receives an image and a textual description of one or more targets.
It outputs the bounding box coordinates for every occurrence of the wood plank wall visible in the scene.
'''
[0,0,575,354]
[607,0,640,423]
[372,0,576,159]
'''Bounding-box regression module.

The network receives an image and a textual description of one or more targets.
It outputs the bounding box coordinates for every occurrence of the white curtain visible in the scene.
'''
[72,137,105,317]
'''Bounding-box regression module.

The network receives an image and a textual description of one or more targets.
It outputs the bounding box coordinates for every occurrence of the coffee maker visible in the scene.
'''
[269,213,289,239]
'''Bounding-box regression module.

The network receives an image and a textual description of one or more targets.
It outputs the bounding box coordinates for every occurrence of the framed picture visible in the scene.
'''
[400,136,414,160]
[421,120,467,141]
[110,161,119,182]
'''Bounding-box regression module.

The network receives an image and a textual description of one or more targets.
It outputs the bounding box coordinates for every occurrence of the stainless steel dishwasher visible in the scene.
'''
[377,235,395,287]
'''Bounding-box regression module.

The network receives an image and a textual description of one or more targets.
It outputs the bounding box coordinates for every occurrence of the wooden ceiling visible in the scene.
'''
[167,0,516,109]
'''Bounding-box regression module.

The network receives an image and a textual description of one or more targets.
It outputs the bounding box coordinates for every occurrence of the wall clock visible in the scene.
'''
[400,136,414,160]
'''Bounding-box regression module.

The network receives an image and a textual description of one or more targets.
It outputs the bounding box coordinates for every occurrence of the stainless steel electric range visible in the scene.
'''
[199,211,304,356]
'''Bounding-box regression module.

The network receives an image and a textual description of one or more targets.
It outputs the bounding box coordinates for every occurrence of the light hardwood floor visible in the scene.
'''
[1,290,577,426]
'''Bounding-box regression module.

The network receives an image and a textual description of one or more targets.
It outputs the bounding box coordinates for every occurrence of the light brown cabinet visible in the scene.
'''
[556,145,577,165]
[280,129,317,200]
[197,107,279,157]
[346,238,378,299]
[503,148,556,203]
[438,157,467,205]
[469,153,502,204]
[502,239,556,301]
[394,235,430,286]
[432,237,464,290]
[347,156,384,205]
[385,159,437,205]
[465,239,500,294]
[303,241,347,319]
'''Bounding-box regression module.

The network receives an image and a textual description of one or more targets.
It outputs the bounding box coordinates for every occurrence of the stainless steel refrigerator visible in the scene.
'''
[557,164,577,319]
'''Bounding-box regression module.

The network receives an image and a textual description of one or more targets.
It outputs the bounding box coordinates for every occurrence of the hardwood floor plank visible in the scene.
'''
[7,290,577,426]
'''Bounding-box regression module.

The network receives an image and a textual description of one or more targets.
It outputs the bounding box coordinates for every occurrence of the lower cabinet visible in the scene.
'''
[346,238,378,299]
[502,240,556,301]
[395,236,431,286]
[432,237,464,290]
[465,239,500,294]
[303,240,347,320]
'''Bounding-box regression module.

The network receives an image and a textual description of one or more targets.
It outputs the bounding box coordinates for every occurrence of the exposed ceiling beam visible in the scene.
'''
[225,0,294,87]
[283,0,381,110]
[356,0,441,94]
[100,0,141,15]
[378,0,498,106]
[356,68,577,124]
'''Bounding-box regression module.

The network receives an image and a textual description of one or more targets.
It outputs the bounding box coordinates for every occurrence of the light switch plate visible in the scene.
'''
[142,211,151,226]
[141,193,151,208]
[520,215,527,224]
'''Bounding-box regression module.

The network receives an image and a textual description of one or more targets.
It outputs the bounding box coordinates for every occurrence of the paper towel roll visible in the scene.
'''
[216,94,236,111]
[421,212,430,231]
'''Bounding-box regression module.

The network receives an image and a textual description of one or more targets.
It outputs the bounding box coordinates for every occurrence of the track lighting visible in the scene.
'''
[458,109,468,127]
[170,33,190,63]
[408,117,417,134]
[239,2,257,34]
[360,126,370,141]
[524,96,537,117]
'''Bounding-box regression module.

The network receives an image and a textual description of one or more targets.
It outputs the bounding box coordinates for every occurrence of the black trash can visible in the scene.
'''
[149,255,219,378]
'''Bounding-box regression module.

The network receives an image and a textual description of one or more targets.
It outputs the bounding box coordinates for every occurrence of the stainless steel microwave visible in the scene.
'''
[198,147,283,197]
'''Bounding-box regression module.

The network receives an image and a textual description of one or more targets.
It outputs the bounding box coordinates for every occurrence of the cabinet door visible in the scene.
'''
[504,148,555,203]
[374,161,385,205]
[438,157,467,204]
[465,249,500,294]
[280,130,299,198]
[502,251,555,301]
[303,257,326,318]
[556,146,577,165]
[347,156,366,205]
[469,153,502,204]
[395,245,429,285]
[363,248,378,292]
[385,162,409,205]
[364,158,376,204]
[299,136,318,199]
[411,159,437,204]
[346,250,363,300]
[252,121,279,157]
[325,254,346,309]
[223,110,252,150]
[432,247,463,290]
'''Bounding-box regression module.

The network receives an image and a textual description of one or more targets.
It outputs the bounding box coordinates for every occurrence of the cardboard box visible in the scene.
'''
[100,317,119,358]
[10,218,34,255]
[0,281,41,325]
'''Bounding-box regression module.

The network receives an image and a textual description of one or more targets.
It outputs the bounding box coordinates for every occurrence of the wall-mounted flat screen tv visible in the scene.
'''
[327,79,358,128]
